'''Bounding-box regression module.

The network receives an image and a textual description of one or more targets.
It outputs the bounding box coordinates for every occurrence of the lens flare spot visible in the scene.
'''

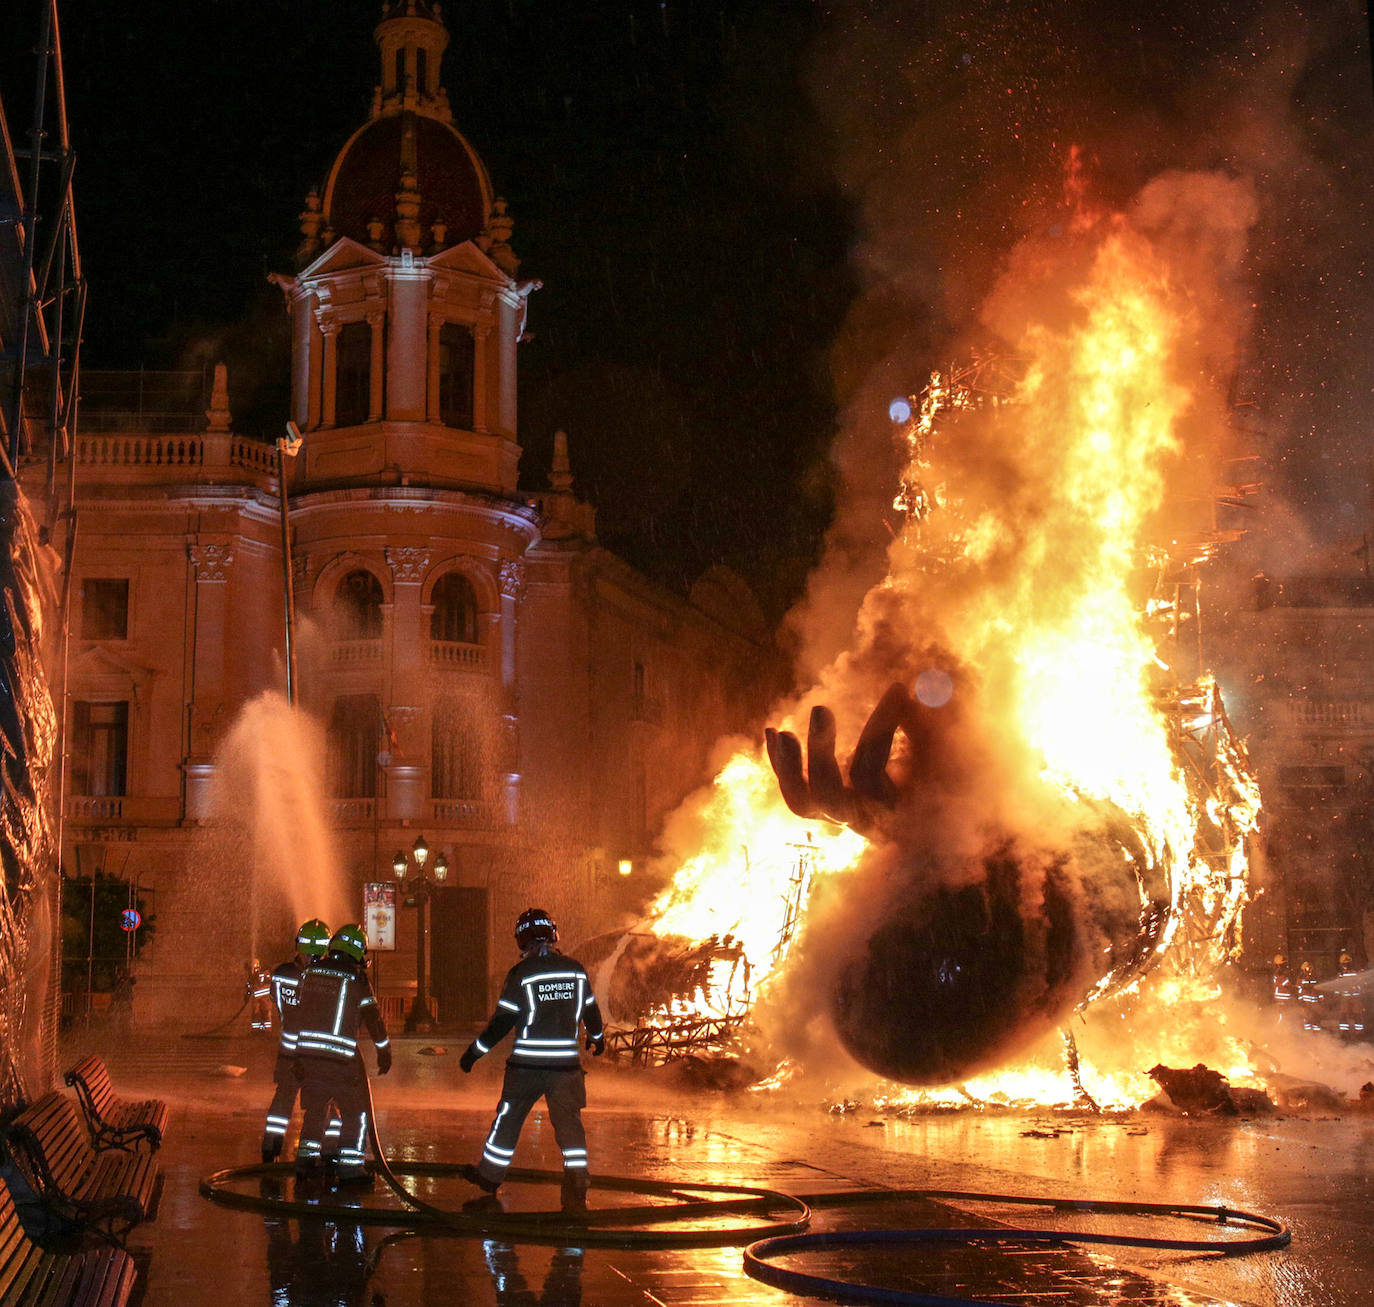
[914,668,954,708]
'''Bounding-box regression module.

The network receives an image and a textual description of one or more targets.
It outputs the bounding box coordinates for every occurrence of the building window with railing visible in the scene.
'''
[432,696,484,799]
[328,694,380,798]
[80,579,129,641]
[71,701,128,796]
[336,570,384,639]
[430,572,480,645]
[335,321,371,427]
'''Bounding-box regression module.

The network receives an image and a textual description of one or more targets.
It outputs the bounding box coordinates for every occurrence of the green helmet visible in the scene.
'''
[330,923,368,963]
[295,918,331,959]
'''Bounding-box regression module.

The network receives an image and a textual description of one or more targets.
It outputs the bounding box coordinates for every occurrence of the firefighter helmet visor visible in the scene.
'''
[296,918,332,958]
[330,924,368,963]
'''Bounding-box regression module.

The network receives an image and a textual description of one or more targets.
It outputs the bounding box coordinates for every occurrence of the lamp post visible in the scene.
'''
[276,422,304,705]
[392,835,448,1032]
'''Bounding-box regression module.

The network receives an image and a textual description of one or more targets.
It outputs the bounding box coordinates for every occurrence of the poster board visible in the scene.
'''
[364,881,397,951]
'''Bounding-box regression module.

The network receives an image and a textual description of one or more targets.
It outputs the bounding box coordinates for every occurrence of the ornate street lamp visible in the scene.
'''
[392,836,448,1031]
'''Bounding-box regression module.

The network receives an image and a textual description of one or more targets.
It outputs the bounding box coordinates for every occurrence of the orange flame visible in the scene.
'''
[634,173,1261,1102]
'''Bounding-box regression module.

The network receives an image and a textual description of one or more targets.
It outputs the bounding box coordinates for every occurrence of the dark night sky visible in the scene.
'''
[5,1,1373,614]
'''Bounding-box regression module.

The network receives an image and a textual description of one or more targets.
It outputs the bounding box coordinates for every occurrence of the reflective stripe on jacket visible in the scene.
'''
[270,959,305,1054]
[473,949,604,1070]
[295,957,390,1063]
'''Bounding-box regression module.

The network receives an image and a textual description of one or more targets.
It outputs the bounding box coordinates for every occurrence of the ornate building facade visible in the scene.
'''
[39,1,772,1025]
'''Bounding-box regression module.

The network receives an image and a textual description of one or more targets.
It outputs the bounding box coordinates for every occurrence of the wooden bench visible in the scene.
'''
[4,1095,158,1240]
[0,1174,133,1306]
[62,1058,166,1153]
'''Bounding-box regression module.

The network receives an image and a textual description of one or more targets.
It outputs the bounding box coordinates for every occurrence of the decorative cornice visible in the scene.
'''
[190,543,235,582]
[386,546,431,582]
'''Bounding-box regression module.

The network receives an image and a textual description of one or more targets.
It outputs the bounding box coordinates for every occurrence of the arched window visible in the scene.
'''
[430,572,480,644]
[328,693,380,798]
[336,570,384,639]
[416,48,428,94]
[335,321,371,427]
[432,696,484,799]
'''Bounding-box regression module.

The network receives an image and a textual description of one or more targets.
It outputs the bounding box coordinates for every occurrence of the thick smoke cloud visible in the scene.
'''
[791,0,1372,685]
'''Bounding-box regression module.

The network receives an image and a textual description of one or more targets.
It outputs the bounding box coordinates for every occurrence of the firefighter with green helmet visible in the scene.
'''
[293,923,391,1186]
[260,918,332,1162]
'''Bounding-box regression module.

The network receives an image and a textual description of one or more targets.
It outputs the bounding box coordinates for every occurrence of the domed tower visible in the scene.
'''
[279,3,542,840]
[287,0,535,496]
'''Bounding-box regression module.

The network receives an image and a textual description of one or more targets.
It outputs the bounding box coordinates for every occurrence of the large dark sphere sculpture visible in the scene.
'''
[766,682,1168,1085]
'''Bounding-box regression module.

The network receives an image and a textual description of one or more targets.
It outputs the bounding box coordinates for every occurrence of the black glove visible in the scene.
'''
[459,1045,478,1073]
[376,1045,392,1076]
[587,1034,605,1057]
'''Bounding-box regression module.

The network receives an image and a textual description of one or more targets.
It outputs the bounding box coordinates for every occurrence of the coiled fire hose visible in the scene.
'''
[741,1188,1290,1306]
[199,1067,1291,1297]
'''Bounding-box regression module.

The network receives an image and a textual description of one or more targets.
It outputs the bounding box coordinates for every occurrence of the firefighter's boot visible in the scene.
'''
[561,1170,589,1215]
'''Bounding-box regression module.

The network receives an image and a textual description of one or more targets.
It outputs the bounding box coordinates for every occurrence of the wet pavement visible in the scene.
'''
[56,1026,1374,1306]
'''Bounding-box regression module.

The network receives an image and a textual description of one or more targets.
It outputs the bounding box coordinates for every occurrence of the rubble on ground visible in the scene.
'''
[1146,1063,1274,1115]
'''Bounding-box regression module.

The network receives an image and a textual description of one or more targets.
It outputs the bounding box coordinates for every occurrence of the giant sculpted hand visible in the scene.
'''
[765,681,1168,1087]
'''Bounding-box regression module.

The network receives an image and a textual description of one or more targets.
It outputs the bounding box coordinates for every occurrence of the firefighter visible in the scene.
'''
[1297,960,1323,1031]
[260,919,331,1163]
[293,924,392,1186]
[1337,952,1365,1036]
[248,958,273,1031]
[1272,954,1294,1013]
[459,908,605,1214]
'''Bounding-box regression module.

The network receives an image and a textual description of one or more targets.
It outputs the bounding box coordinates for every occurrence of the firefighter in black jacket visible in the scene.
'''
[460,908,605,1213]
[261,918,331,1162]
[293,924,392,1186]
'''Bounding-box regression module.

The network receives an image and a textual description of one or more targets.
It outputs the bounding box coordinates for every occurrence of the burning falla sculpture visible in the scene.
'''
[765,678,1169,1086]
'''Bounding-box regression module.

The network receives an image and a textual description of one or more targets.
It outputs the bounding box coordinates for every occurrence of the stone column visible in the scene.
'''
[367,309,386,421]
[306,308,324,431]
[386,548,431,820]
[292,288,313,429]
[320,320,340,429]
[497,560,524,826]
[386,256,428,420]
[426,312,444,422]
[497,293,521,438]
[185,542,235,820]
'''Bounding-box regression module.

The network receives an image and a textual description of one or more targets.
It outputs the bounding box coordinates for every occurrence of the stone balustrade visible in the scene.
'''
[331,798,378,824]
[430,797,495,827]
[330,639,384,666]
[73,431,278,481]
[1286,699,1368,728]
[428,640,487,670]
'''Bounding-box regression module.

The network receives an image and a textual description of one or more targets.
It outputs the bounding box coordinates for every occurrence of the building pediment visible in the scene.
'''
[68,644,156,694]
[298,237,389,281]
[427,240,509,283]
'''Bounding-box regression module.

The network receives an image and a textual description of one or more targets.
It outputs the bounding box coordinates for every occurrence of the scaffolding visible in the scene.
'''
[0,0,83,1087]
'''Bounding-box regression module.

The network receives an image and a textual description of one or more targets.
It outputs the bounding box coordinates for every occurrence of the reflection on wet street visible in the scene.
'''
[87,1031,1374,1306]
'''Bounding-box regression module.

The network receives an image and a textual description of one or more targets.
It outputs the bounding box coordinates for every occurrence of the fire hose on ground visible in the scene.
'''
[199,1069,1291,1301]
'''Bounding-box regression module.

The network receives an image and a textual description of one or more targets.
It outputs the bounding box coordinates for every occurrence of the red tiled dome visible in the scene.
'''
[323,112,490,250]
